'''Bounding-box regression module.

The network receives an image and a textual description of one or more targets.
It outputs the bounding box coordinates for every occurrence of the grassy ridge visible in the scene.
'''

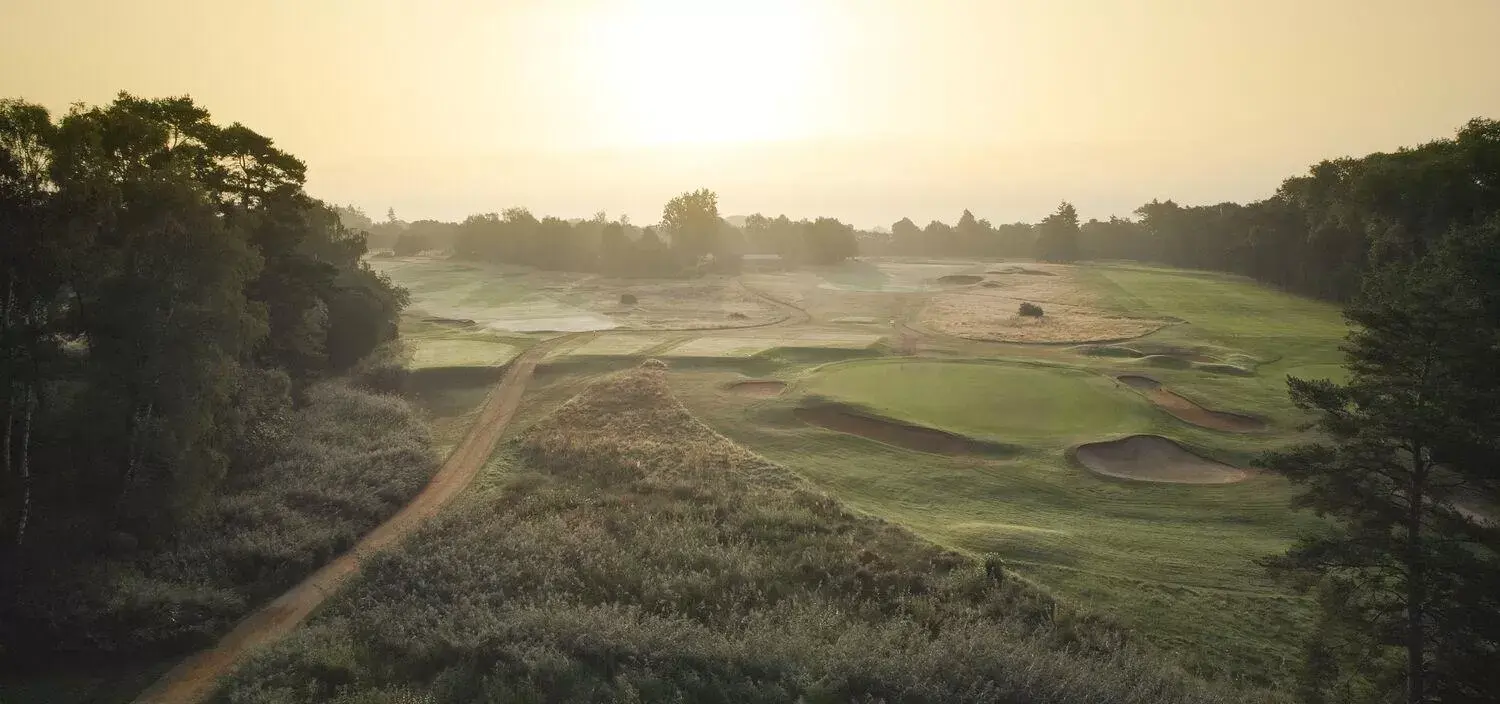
[214,365,1260,703]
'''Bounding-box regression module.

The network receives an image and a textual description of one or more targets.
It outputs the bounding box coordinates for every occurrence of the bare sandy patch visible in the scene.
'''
[1076,435,1249,484]
[921,293,1167,343]
[1116,376,1265,433]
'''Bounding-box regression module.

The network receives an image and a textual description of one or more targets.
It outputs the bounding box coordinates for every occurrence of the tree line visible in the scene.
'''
[341,190,868,275]
[0,94,407,653]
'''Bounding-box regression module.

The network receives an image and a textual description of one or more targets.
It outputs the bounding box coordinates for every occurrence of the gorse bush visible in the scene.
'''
[3,380,436,660]
[215,367,1265,703]
[1019,302,1045,317]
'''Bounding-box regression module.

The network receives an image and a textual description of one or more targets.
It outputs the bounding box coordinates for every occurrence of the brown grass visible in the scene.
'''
[919,267,1169,343]
[922,293,1167,343]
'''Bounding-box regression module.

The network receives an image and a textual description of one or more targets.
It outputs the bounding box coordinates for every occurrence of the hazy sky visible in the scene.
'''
[4,0,1499,227]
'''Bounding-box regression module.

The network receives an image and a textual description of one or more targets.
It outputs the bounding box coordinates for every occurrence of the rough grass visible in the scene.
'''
[1,380,438,703]
[922,291,1168,343]
[213,367,1257,704]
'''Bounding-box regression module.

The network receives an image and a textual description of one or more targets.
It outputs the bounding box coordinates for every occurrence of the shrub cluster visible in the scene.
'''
[4,381,436,660]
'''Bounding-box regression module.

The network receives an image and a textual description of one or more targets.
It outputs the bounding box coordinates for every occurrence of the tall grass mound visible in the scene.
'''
[215,367,1254,703]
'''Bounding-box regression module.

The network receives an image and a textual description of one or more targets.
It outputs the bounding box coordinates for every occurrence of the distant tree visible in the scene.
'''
[956,209,993,256]
[599,220,631,276]
[1036,201,1081,262]
[891,217,921,255]
[742,213,774,254]
[661,189,720,264]
[923,219,954,255]
[1263,220,1500,703]
[994,222,1036,259]
[801,217,859,265]
[392,231,430,256]
[333,204,374,232]
[1080,216,1145,261]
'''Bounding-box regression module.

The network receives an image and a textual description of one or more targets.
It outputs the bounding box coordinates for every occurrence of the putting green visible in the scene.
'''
[802,359,1152,444]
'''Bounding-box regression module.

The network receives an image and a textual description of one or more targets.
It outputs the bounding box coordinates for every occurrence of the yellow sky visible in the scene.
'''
[4,0,1499,227]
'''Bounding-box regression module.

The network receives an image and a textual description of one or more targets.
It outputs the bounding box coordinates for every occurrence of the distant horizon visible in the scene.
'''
[318,123,1485,231]
[6,0,1499,230]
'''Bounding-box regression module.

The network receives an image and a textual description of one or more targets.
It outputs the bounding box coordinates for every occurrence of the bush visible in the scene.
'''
[1019,302,1045,317]
[619,293,638,305]
[6,379,438,659]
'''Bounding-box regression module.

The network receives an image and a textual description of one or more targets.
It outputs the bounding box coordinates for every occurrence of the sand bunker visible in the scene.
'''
[1117,376,1265,432]
[726,380,787,397]
[936,274,984,285]
[1076,435,1249,484]
[796,404,1013,456]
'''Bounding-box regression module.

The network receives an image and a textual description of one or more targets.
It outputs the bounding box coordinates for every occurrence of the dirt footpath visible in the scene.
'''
[132,336,573,704]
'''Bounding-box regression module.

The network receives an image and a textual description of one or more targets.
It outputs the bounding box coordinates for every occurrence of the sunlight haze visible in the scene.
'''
[4,0,1499,226]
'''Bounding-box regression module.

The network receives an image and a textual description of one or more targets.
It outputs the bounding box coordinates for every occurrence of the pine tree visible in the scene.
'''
[1036,201,1080,262]
[1263,218,1500,703]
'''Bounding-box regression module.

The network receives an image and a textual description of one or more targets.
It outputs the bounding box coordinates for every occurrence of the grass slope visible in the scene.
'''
[214,365,1258,703]
[674,360,1319,693]
[802,359,1152,445]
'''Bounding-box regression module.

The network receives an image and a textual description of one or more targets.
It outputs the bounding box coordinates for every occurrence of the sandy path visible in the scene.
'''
[131,335,573,704]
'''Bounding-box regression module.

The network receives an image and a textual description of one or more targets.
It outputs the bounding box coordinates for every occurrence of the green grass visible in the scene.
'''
[643,263,1358,693]
[801,358,1153,446]
[409,337,520,368]
[675,366,1318,693]
[213,366,1263,703]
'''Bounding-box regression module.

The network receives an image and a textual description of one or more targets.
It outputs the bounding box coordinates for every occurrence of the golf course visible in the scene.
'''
[346,254,1349,695]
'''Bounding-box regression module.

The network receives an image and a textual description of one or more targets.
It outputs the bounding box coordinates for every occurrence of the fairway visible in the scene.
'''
[802,359,1151,445]
[410,338,521,368]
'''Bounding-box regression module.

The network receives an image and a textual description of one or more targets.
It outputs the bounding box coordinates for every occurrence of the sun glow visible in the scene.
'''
[581,0,830,147]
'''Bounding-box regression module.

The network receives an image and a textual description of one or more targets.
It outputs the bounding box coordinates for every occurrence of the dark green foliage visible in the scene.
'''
[1035,202,1081,263]
[214,368,1254,704]
[391,231,429,256]
[0,93,414,678]
[1262,218,1500,702]
[660,188,720,264]
[3,379,434,660]
[619,293,638,305]
[741,213,860,265]
[1018,302,1045,317]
